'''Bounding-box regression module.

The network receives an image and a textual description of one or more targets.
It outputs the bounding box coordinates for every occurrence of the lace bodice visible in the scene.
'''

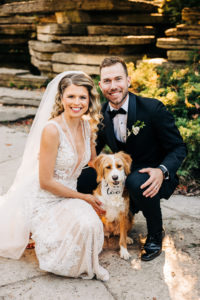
[47,119,91,190]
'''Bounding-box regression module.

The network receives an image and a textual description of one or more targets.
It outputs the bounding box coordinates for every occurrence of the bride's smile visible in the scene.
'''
[61,84,89,118]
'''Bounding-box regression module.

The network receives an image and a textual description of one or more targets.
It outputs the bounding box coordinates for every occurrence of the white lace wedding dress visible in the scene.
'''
[29,119,109,281]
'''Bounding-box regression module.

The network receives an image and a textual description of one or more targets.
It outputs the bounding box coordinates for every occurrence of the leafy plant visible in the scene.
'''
[127,60,200,180]
[162,0,200,25]
[176,118,200,177]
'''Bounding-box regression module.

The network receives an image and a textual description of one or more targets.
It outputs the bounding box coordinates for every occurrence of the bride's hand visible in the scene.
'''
[88,160,95,168]
[85,194,106,216]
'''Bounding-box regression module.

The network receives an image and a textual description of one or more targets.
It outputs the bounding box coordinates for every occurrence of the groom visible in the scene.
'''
[78,56,187,261]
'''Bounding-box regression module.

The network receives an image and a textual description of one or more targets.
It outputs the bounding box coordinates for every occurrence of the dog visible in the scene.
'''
[93,151,134,260]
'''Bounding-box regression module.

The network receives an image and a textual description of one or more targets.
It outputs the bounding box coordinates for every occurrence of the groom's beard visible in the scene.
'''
[107,91,128,108]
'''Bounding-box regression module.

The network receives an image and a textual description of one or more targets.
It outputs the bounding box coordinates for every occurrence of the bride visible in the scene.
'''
[0,71,109,281]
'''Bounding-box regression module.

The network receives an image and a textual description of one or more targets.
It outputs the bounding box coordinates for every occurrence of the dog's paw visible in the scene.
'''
[120,246,131,260]
[126,236,133,245]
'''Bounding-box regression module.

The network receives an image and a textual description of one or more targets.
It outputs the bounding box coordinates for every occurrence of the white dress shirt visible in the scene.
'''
[109,96,129,143]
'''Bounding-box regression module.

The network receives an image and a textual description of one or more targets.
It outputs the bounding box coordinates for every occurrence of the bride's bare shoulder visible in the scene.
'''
[42,117,61,140]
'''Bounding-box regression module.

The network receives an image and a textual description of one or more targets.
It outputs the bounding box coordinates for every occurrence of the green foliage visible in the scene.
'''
[176,118,200,177]
[93,76,105,103]
[162,0,200,25]
[127,60,200,179]
[128,61,200,120]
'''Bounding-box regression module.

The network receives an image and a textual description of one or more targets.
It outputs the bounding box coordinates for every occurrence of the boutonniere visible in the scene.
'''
[127,120,145,136]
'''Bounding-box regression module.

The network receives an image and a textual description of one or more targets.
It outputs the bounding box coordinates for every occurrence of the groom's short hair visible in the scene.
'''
[100,56,128,76]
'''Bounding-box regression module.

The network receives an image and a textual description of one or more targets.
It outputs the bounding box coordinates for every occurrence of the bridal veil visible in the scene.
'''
[0,71,84,259]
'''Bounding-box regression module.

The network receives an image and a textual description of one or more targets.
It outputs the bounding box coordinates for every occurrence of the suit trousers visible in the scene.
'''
[126,169,163,235]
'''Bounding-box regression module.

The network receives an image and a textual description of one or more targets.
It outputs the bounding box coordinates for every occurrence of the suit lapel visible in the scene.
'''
[127,93,137,131]
[126,93,137,145]
[104,104,119,152]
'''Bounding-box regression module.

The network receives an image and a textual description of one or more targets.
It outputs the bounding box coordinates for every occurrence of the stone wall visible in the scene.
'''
[0,0,168,75]
[28,1,169,76]
[157,7,200,62]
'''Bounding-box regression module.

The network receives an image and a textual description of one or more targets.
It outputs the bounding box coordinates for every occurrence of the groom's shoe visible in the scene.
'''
[141,230,165,261]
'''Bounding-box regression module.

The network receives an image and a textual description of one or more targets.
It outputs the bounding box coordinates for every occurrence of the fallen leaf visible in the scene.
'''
[171,271,176,277]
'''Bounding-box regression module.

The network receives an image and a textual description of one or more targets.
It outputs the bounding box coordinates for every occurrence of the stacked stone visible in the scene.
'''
[0,68,47,122]
[0,0,169,76]
[157,7,200,62]
[26,0,167,76]
[29,23,157,76]
[0,9,37,68]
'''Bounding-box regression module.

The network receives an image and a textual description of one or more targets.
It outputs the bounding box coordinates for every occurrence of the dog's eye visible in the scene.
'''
[105,165,111,169]
[116,164,122,168]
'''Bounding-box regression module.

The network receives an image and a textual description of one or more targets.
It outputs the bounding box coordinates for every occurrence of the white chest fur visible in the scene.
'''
[97,180,126,222]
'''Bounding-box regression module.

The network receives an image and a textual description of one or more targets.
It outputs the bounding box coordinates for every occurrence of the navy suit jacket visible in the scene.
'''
[96,92,187,180]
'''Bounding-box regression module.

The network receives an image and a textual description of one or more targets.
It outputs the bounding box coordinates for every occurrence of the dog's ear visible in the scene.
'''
[116,151,132,175]
[93,154,105,183]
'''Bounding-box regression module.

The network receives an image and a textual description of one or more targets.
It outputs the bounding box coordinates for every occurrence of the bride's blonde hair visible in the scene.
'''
[50,72,102,143]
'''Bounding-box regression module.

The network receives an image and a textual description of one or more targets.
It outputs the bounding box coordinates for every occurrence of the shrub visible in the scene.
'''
[162,0,200,25]
[127,60,200,179]
[176,118,200,178]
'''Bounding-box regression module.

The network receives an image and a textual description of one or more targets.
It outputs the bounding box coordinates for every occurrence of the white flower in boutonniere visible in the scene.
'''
[127,120,146,136]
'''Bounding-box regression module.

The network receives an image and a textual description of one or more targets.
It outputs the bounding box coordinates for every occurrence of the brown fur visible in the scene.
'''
[93,152,134,259]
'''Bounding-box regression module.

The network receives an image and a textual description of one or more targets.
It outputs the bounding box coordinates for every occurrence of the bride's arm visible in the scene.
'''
[39,124,105,215]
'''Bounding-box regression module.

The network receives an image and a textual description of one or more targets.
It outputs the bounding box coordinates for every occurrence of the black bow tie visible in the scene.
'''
[108,107,126,119]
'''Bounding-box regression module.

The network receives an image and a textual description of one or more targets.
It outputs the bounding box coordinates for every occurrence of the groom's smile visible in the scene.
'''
[99,62,131,109]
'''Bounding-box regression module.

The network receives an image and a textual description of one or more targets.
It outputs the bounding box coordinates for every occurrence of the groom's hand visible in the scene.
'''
[139,168,164,198]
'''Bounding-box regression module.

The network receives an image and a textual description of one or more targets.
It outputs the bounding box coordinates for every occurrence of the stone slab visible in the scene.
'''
[156,37,200,49]
[0,24,35,35]
[163,195,200,219]
[0,68,48,89]
[31,56,52,72]
[28,40,67,53]
[16,74,48,87]
[136,57,168,67]
[176,24,200,30]
[136,57,187,69]
[0,87,43,106]
[29,48,53,61]
[0,251,44,286]
[0,271,114,300]
[51,52,138,66]
[61,35,155,46]
[37,23,71,35]
[0,68,29,76]
[87,25,155,36]
[0,0,158,15]
[165,27,200,37]
[0,106,38,122]
[182,7,200,23]
[167,50,193,61]
[52,63,99,75]
[0,15,38,24]
[37,33,61,42]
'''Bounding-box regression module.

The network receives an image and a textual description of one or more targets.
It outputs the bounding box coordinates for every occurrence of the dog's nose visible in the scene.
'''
[112,175,118,181]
